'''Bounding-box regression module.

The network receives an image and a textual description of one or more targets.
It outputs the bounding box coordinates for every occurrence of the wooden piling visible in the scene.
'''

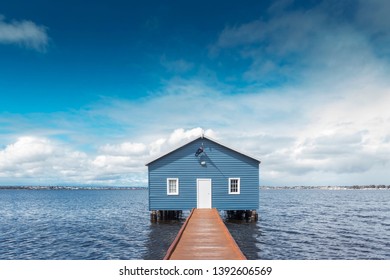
[150,210,182,222]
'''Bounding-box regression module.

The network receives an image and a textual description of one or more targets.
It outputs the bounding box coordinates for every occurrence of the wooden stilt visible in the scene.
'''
[150,210,183,222]
[225,210,258,222]
[151,210,158,222]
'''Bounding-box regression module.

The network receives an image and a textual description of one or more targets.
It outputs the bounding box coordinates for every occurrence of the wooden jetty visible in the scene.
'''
[164,208,247,260]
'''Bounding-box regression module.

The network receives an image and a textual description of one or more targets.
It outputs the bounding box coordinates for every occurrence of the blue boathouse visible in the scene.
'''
[146,136,260,220]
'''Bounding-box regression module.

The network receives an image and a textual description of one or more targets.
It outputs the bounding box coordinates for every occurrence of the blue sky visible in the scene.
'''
[1,0,390,186]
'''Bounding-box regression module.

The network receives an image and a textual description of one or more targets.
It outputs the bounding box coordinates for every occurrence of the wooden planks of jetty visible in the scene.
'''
[164,208,247,260]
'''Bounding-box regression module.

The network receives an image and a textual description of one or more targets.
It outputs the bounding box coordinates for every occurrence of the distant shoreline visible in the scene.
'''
[261,185,390,190]
[0,186,147,190]
[0,185,389,190]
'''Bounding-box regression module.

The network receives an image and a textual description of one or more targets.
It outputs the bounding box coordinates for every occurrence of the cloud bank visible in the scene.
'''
[0,128,216,186]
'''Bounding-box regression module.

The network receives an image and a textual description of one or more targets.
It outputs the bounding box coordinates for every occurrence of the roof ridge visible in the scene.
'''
[146,135,260,166]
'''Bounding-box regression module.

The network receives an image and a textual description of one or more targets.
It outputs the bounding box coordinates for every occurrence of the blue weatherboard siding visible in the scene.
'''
[147,137,260,211]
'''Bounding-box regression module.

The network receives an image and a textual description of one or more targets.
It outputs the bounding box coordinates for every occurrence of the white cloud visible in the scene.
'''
[148,138,166,156]
[0,135,141,185]
[0,136,53,165]
[0,15,49,51]
[167,128,216,145]
[0,136,88,183]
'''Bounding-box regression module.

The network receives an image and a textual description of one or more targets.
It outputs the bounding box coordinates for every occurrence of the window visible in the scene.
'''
[167,178,179,195]
[229,178,240,194]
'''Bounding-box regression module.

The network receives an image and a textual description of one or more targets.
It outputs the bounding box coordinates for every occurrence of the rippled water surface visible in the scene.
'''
[227,189,390,260]
[1,189,389,259]
[0,189,182,259]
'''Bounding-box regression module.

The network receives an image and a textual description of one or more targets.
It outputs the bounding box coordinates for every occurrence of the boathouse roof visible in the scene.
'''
[145,135,261,166]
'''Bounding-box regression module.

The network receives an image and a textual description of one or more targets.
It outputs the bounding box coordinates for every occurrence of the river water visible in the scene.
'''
[0,188,389,259]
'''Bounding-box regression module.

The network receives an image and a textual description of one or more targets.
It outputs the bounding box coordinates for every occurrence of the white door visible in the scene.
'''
[197,179,212,208]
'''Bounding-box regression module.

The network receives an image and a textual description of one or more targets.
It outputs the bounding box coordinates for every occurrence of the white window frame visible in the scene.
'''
[228,178,240,194]
[167,178,179,195]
